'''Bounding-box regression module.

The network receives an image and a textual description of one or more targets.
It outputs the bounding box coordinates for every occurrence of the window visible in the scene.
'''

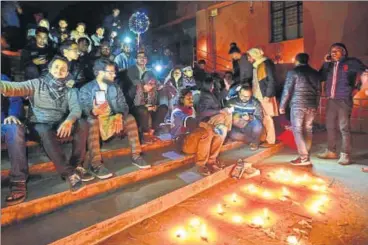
[271,1,303,43]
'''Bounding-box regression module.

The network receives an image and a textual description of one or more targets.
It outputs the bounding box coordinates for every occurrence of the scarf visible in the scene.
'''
[42,73,72,100]
[247,48,267,68]
[178,106,194,117]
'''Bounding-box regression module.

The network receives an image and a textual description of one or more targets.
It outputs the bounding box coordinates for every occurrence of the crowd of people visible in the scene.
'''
[1,6,368,207]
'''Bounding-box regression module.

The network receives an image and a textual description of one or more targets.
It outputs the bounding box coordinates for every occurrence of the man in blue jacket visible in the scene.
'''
[317,43,366,165]
[1,73,27,205]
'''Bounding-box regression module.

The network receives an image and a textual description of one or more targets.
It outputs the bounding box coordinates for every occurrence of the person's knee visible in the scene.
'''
[3,124,25,141]
[158,104,169,113]
[253,121,263,134]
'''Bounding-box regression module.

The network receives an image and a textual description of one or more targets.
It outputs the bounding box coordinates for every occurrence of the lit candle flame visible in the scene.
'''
[287,235,299,245]
[231,193,237,202]
[200,224,207,239]
[232,215,243,223]
[262,190,273,199]
[247,184,258,193]
[175,227,187,238]
[189,218,201,229]
[251,216,264,227]
[217,204,224,215]
[282,187,291,197]
[263,208,269,219]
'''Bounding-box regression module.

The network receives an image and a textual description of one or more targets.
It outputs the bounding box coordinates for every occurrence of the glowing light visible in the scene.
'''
[251,216,265,227]
[317,178,325,183]
[311,185,327,192]
[320,194,329,203]
[154,65,162,72]
[200,224,208,239]
[302,174,309,181]
[262,190,273,199]
[231,193,237,203]
[282,187,291,197]
[263,208,269,219]
[123,37,131,44]
[287,235,299,245]
[217,204,224,215]
[232,215,244,224]
[246,184,258,193]
[175,227,187,239]
[189,218,201,229]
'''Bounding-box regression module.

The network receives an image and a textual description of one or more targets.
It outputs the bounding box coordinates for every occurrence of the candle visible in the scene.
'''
[231,193,237,203]
[200,224,208,239]
[287,235,299,245]
[263,208,269,219]
[232,215,243,223]
[175,227,187,238]
[251,216,264,227]
[217,204,224,215]
[189,218,201,229]
[282,187,291,197]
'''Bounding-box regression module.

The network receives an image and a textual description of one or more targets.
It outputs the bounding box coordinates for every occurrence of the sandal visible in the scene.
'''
[362,167,368,173]
[6,181,27,206]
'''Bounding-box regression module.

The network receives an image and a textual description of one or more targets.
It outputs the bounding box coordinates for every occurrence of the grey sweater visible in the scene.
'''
[0,78,81,124]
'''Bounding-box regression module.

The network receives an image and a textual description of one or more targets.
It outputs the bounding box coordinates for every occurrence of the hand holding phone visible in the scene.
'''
[95,91,106,105]
[324,54,332,62]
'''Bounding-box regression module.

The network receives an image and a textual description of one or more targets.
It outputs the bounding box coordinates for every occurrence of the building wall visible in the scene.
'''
[303,1,368,69]
[196,1,368,72]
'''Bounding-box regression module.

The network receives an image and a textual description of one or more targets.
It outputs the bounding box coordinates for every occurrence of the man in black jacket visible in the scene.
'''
[280,53,321,166]
[317,43,366,165]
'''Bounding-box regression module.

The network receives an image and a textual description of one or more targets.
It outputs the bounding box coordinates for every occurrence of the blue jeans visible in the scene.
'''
[230,119,263,145]
[1,124,28,182]
[290,108,316,160]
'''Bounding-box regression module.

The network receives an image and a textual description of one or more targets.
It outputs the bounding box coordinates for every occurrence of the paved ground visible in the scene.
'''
[100,132,368,245]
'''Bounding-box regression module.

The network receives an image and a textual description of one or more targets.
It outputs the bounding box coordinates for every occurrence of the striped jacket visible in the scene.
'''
[227,96,263,122]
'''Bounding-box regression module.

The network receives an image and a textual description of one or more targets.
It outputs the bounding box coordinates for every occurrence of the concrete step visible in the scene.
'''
[1,141,244,226]
[1,136,174,180]
[1,143,283,245]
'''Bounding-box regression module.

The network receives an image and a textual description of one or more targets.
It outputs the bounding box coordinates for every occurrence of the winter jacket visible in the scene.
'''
[197,90,222,122]
[21,42,54,72]
[79,80,129,119]
[255,59,277,98]
[239,54,253,85]
[280,65,321,110]
[319,57,366,101]
[227,96,264,123]
[1,74,23,123]
[170,107,196,138]
[133,84,159,107]
[0,77,81,124]
[114,52,135,71]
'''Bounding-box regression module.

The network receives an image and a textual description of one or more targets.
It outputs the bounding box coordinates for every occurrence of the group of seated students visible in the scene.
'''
[1,20,277,207]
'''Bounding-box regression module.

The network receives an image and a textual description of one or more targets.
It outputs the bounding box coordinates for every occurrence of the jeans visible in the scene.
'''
[230,119,263,145]
[28,119,88,177]
[290,108,316,160]
[1,124,28,182]
[133,105,169,133]
[326,99,352,154]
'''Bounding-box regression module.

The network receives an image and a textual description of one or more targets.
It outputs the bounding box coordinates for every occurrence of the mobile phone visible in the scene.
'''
[95,91,106,105]
[326,54,332,61]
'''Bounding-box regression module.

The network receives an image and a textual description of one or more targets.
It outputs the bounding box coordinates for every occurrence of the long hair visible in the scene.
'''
[177,88,192,106]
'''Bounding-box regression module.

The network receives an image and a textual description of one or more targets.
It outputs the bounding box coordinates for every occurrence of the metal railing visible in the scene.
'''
[193,47,233,73]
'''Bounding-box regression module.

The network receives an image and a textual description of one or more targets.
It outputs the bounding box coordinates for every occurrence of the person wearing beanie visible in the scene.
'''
[246,47,279,147]
[318,43,367,165]
[228,42,253,85]
[132,71,168,141]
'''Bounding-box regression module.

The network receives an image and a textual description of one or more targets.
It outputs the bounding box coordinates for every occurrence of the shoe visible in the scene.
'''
[243,163,261,179]
[249,143,259,151]
[290,157,312,166]
[75,166,95,182]
[197,165,213,176]
[338,153,352,165]
[260,142,275,148]
[67,173,86,193]
[132,155,151,169]
[5,181,27,206]
[214,159,226,169]
[207,163,221,172]
[317,149,339,159]
[90,165,113,179]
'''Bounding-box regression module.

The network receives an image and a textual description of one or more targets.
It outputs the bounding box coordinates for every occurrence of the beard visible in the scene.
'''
[103,77,114,84]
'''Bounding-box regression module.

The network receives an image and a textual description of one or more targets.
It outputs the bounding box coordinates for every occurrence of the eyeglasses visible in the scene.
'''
[104,70,116,75]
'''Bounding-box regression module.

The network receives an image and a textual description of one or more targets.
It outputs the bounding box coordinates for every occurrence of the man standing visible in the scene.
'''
[228,42,253,85]
[1,56,90,193]
[247,47,279,147]
[103,8,122,37]
[79,59,150,171]
[317,43,366,165]
[50,19,70,45]
[227,85,264,151]
[280,53,321,166]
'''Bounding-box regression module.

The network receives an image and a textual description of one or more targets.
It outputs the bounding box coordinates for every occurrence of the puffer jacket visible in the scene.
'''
[280,65,321,110]
[79,80,129,119]
[197,90,222,122]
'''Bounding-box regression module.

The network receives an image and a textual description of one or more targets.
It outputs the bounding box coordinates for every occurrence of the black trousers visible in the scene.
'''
[28,119,89,177]
[133,105,168,133]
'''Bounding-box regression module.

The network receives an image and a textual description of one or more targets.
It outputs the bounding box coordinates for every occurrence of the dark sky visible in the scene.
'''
[18,1,177,34]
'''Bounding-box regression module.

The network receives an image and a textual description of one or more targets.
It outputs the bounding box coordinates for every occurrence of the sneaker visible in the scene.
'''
[67,173,86,193]
[249,143,259,151]
[197,165,212,176]
[75,166,95,182]
[90,165,113,179]
[5,181,27,206]
[338,153,352,165]
[317,149,339,159]
[132,155,151,169]
[290,157,312,166]
[243,163,261,179]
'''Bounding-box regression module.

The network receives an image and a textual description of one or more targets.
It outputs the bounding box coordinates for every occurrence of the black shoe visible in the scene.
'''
[6,181,27,206]
[290,157,312,166]
[67,173,86,193]
[90,165,113,179]
[75,166,95,182]
[197,165,212,176]
[132,156,151,169]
